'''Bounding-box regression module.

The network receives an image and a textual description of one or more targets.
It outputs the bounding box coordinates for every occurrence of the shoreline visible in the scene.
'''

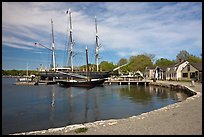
[12,80,202,135]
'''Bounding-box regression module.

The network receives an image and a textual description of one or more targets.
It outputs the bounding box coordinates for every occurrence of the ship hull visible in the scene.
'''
[39,71,110,80]
[58,79,105,88]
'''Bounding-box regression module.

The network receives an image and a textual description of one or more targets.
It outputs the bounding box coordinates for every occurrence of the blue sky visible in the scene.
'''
[2,2,202,70]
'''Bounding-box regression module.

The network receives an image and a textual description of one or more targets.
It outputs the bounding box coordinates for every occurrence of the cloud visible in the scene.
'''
[2,2,202,67]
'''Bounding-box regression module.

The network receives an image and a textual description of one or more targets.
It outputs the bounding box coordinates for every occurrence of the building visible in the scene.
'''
[144,66,166,80]
[181,62,202,82]
[154,66,166,80]
[144,66,155,80]
[165,60,189,81]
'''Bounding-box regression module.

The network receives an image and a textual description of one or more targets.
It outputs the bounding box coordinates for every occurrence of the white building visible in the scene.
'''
[166,60,189,80]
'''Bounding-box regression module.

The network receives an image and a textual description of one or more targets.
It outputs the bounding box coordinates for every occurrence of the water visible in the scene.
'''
[2,78,190,134]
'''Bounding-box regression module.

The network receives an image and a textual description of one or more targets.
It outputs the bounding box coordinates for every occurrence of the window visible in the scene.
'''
[187,64,190,71]
[183,73,188,78]
[195,71,198,76]
[190,72,195,78]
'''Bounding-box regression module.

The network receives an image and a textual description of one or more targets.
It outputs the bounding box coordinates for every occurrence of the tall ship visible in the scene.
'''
[36,9,111,81]
[58,46,106,88]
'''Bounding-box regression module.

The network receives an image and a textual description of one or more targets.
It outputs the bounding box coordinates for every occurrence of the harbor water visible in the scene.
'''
[2,78,191,134]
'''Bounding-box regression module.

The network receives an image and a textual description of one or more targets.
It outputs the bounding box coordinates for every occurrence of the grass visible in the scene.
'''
[74,127,88,133]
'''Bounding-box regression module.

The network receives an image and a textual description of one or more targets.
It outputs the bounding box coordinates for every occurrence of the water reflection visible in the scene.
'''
[119,85,152,104]
[94,91,100,121]
[83,88,100,123]
[49,85,55,128]
[2,78,191,134]
[119,85,189,104]
[67,87,73,125]
[84,90,88,123]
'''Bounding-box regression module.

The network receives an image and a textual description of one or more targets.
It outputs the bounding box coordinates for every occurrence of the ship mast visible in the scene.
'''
[67,9,74,72]
[85,46,89,80]
[51,19,56,71]
[95,16,99,72]
[34,19,56,72]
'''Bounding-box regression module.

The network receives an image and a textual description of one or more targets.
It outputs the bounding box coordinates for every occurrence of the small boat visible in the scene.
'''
[14,81,38,85]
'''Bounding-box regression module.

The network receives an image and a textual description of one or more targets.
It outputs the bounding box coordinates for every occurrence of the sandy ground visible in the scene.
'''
[13,81,202,135]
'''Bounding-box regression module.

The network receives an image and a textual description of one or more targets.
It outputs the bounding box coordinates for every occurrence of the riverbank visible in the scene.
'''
[12,80,202,135]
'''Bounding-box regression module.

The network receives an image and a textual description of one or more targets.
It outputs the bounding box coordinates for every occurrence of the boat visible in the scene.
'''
[58,9,110,79]
[36,9,126,81]
[17,64,34,82]
[14,81,38,85]
[58,78,106,88]
[39,9,111,80]
[58,46,106,88]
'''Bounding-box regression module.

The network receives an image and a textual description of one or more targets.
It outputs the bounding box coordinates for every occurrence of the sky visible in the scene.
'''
[2,2,202,70]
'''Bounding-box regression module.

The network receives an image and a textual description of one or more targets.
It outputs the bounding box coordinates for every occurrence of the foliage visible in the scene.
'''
[176,50,190,62]
[117,58,128,66]
[2,70,38,76]
[144,53,156,63]
[175,50,202,63]
[100,61,117,71]
[117,58,129,72]
[74,127,88,133]
[79,64,96,71]
[128,54,153,72]
[155,58,175,67]
[188,55,202,63]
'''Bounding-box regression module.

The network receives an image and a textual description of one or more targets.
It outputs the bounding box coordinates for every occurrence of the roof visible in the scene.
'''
[174,60,189,67]
[166,60,188,68]
[190,62,202,71]
[166,67,176,74]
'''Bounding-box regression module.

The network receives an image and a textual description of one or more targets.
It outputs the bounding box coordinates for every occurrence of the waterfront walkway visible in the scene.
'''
[13,80,202,135]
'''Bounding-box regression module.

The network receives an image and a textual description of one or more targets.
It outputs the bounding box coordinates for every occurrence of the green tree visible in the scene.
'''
[144,53,156,63]
[100,61,116,71]
[117,58,129,72]
[117,58,128,66]
[128,54,153,72]
[188,55,202,63]
[155,58,175,67]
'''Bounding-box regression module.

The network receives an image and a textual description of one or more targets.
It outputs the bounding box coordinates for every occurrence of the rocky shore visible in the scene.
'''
[13,80,202,135]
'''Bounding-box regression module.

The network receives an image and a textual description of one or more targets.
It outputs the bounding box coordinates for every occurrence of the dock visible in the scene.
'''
[38,80,56,85]
[14,82,38,85]
[104,79,152,86]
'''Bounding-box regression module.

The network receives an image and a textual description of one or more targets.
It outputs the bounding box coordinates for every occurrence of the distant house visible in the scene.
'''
[154,66,166,80]
[165,60,189,81]
[144,66,155,79]
[181,62,202,82]
[144,66,166,80]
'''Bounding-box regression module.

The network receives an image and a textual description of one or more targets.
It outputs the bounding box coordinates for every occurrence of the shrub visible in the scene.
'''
[74,127,88,133]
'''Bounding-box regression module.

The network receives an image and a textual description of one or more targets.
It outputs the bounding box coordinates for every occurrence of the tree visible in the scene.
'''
[176,50,190,62]
[100,61,116,71]
[128,54,153,72]
[117,58,128,66]
[155,58,175,67]
[117,58,129,73]
[144,53,156,63]
[188,55,202,63]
